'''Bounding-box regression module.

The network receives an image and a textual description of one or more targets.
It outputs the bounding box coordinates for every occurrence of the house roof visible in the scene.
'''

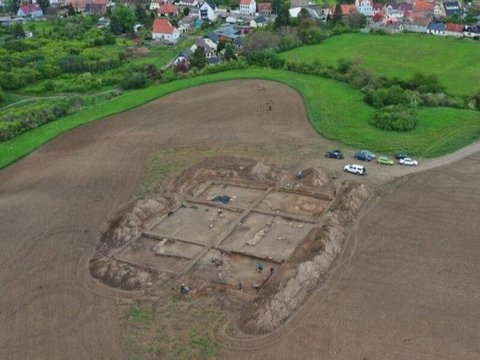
[428,22,445,31]
[445,22,464,32]
[398,3,413,10]
[373,12,384,21]
[443,2,463,16]
[19,4,42,14]
[240,0,253,5]
[414,0,434,12]
[340,4,357,15]
[152,18,176,34]
[410,14,431,26]
[254,15,267,23]
[159,3,177,13]
[202,0,217,9]
[373,3,383,11]
[258,2,272,11]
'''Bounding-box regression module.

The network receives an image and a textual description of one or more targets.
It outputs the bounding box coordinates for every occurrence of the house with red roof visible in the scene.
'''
[152,18,180,44]
[257,2,272,16]
[445,22,464,36]
[339,4,357,15]
[240,0,256,15]
[17,3,43,18]
[159,3,178,16]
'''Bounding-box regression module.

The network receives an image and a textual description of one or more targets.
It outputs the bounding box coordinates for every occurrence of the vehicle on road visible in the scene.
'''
[377,156,394,166]
[399,157,418,166]
[354,150,376,162]
[344,164,367,175]
[325,149,344,159]
[395,153,409,160]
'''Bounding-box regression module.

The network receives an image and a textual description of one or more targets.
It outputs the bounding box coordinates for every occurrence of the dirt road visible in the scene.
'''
[1,80,479,359]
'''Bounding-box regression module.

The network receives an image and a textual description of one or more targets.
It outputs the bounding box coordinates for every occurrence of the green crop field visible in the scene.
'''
[2,69,479,169]
[280,33,480,96]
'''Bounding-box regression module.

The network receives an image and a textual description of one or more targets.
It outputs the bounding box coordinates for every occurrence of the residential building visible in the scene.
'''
[250,15,268,27]
[150,0,163,11]
[152,18,180,43]
[443,1,463,17]
[355,0,373,16]
[339,4,357,15]
[199,0,217,21]
[239,0,256,15]
[159,3,178,16]
[427,21,445,34]
[17,4,43,17]
[445,22,464,36]
[257,2,272,16]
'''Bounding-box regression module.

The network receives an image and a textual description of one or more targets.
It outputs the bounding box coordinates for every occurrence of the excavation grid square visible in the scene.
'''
[116,236,192,272]
[150,205,239,245]
[197,183,266,208]
[191,249,278,294]
[256,191,329,217]
[220,213,314,262]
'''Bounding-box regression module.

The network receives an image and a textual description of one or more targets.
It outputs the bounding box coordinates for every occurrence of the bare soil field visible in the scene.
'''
[0,80,479,359]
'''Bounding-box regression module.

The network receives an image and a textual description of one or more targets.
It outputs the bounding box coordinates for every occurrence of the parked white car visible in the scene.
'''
[344,164,367,175]
[399,157,418,166]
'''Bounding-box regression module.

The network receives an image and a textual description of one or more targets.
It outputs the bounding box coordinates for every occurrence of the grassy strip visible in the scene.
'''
[1,69,479,169]
[280,33,480,96]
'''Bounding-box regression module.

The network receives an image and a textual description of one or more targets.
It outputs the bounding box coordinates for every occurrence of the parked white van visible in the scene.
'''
[344,164,367,175]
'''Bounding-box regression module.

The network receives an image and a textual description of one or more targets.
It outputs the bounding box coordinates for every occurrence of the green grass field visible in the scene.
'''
[1,69,479,169]
[280,33,480,96]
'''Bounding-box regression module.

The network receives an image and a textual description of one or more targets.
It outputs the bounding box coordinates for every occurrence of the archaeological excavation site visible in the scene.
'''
[90,157,369,332]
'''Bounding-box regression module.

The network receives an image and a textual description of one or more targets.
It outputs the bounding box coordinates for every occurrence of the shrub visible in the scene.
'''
[371,105,418,132]
[120,72,149,90]
[246,49,285,69]
[364,85,410,108]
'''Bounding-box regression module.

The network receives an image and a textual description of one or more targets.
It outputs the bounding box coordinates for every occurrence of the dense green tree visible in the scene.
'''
[274,5,290,29]
[183,7,190,16]
[190,48,207,69]
[224,43,236,61]
[4,0,20,14]
[11,23,25,39]
[332,4,342,24]
[135,5,147,23]
[109,4,136,35]
[37,0,50,12]
[343,12,366,28]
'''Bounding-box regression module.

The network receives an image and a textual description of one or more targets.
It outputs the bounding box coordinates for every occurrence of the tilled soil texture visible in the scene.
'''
[225,153,480,360]
[0,81,321,360]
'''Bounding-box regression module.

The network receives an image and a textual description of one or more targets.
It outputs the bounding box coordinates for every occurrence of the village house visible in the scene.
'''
[250,15,268,27]
[372,3,383,14]
[149,0,163,11]
[152,18,180,43]
[199,0,217,21]
[159,3,178,16]
[403,15,431,32]
[290,0,308,8]
[464,24,480,38]
[339,4,357,16]
[178,0,199,6]
[84,0,108,16]
[445,22,464,36]
[17,3,43,17]
[443,1,463,17]
[433,2,445,16]
[257,2,272,16]
[355,0,373,16]
[239,0,256,15]
[427,21,445,34]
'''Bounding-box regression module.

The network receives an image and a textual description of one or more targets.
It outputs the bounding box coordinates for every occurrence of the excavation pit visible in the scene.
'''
[219,213,314,263]
[191,249,278,295]
[150,204,239,245]
[256,191,330,218]
[196,182,267,208]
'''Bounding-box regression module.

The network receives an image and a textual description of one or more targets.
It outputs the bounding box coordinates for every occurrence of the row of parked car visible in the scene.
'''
[325,149,419,176]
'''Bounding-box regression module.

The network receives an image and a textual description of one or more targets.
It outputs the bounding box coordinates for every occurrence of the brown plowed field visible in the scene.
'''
[1,80,479,359]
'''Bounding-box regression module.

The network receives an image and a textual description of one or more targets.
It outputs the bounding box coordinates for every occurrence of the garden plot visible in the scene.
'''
[219,213,314,263]
[196,182,267,208]
[256,191,330,218]
[150,204,239,245]
[191,249,278,295]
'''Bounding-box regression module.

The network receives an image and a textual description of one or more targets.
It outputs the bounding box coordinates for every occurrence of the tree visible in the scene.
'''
[37,0,50,13]
[343,12,366,29]
[183,7,190,16]
[224,43,236,61]
[189,48,207,69]
[274,5,290,29]
[11,22,25,39]
[109,4,136,35]
[135,5,147,23]
[332,4,342,24]
[4,0,20,14]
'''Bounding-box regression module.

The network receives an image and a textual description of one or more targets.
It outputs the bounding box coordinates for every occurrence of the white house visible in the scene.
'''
[152,18,180,43]
[199,0,217,21]
[355,0,373,16]
[239,0,256,15]
[150,0,161,11]
[17,4,43,17]
[250,15,268,27]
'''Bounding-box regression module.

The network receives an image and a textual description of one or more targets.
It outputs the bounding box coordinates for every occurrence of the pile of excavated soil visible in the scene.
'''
[242,182,369,333]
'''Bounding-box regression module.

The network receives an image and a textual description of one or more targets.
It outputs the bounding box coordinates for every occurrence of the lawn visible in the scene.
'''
[1,69,479,169]
[280,33,480,96]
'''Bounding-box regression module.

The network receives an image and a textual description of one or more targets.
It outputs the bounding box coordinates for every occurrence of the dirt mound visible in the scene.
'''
[295,167,330,188]
[243,181,369,333]
[90,257,152,290]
